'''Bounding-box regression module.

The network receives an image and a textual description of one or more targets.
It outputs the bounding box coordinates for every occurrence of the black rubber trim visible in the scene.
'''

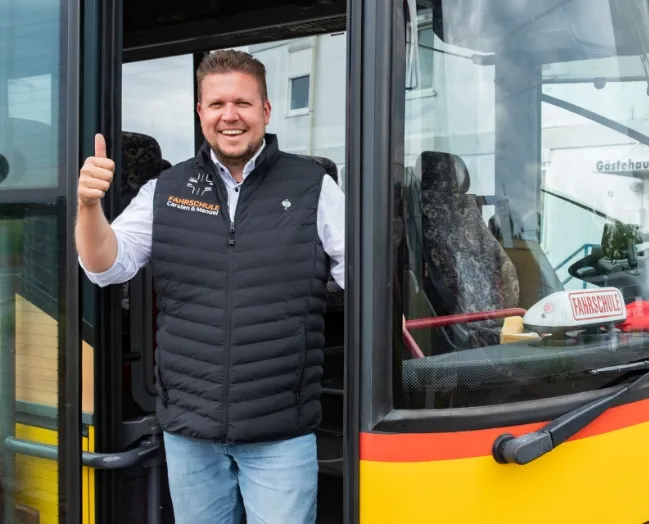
[374,381,649,433]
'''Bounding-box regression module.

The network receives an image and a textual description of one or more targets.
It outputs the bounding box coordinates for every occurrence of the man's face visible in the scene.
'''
[197,71,271,168]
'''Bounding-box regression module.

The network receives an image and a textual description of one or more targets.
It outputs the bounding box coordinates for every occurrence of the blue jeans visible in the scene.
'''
[163,431,318,524]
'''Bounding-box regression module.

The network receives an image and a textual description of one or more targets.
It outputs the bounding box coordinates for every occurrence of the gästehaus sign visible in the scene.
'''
[596,159,649,173]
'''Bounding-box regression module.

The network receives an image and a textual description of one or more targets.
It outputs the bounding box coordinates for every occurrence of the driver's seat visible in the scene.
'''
[418,151,520,347]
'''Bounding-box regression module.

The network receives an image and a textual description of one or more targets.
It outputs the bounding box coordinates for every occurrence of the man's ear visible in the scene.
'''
[263,99,272,125]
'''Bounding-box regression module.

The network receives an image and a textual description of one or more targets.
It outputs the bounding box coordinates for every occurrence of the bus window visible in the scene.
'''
[122,54,196,165]
[396,0,649,409]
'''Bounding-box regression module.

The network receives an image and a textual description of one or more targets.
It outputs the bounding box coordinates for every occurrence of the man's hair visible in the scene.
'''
[196,49,268,102]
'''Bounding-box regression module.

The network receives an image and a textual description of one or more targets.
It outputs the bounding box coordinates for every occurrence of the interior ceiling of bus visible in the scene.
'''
[123,0,346,61]
[123,0,647,62]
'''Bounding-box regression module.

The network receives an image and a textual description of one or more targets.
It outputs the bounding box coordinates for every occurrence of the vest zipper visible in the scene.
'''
[223,200,239,441]
[222,221,234,441]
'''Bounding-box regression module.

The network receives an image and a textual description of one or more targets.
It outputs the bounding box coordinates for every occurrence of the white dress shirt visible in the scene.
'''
[80,142,346,289]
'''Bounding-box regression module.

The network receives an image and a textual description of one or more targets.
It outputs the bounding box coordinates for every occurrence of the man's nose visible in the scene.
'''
[222,104,238,121]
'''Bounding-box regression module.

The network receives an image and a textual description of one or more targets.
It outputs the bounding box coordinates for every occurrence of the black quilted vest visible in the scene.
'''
[151,134,328,443]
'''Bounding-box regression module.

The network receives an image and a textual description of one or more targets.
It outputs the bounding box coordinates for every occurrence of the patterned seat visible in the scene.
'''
[296,154,339,184]
[120,132,164,312]
[417,151,520,347]
[120,131,164,208]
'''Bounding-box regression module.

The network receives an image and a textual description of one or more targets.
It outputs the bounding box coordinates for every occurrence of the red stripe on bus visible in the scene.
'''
[360,398,649,462]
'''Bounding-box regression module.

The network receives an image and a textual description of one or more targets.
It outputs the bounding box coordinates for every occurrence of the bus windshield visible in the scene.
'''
[398,0,649,408]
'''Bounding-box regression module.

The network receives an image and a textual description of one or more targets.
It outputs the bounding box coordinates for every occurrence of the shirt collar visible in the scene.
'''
[210,139,266,185]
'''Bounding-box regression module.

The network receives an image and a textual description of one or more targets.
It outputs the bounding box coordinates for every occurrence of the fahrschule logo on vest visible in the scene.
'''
[166,173,220,216]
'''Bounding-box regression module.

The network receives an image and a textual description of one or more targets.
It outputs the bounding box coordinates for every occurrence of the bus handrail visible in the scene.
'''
[403,308,527,358]
[3,435,160,469]
[554,243,596,273]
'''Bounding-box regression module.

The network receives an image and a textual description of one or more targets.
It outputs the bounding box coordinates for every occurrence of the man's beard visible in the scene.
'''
[211,137,264,169]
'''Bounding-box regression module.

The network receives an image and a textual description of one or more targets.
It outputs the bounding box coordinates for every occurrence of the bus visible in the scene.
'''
[3,0,649,522]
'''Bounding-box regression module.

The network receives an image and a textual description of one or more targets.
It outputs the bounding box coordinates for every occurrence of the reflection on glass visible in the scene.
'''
[397,0,649,409]
[0,0,67,520]
[122,55,196,166]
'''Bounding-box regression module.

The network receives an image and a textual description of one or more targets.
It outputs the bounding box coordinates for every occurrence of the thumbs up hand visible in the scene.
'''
[78,134,115,207]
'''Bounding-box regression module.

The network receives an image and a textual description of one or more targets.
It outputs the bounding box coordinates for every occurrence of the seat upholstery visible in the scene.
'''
[120,131,164,208]
[418,151,519,347]
[296,154,339,184]
[120,131,164,312]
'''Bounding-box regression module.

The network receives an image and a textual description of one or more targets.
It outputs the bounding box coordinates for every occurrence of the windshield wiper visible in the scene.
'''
[492,368,649,465]
[588,360,649,375]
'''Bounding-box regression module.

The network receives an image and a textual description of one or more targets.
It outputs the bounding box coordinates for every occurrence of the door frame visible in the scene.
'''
[61,0,83,520]
[343,0,398,522]
[82,0,125,521]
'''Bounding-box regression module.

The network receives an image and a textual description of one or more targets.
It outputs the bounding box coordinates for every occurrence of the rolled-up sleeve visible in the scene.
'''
[79,179,156,287]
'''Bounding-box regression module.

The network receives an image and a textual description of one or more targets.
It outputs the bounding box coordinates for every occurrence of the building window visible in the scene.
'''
[290,74,310,111]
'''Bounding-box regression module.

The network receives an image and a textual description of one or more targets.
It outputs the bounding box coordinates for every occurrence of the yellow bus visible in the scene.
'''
[3,0,649,522]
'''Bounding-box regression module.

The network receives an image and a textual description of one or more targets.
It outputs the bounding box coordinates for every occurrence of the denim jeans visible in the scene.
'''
[163,431,318,524]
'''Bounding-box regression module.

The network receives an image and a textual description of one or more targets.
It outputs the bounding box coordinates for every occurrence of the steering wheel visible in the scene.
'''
[568,247,608,280]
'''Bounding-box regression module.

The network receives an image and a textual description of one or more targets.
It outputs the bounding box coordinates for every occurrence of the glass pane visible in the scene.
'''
[290,75,310,110]
[121,55,195,207]
[396,0,649,409]
[0,0,74,521]
[122,55,196,165]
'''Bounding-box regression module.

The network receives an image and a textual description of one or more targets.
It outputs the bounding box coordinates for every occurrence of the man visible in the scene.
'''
[76,49,345,524]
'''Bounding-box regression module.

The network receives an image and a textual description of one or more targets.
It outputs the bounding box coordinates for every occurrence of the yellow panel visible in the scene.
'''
[86,425,96,524]
[13,423,59,523]
[13,292,95,413]
[82,341,94,414]
[16,320,59,338]
[83,434,89,524]
[15,294,58,408]
[12,293,100,523]
[359,421,649,524]
[11,424,96,524]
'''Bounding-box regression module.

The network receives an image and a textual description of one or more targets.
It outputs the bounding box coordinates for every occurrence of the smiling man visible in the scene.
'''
[75,50,345,524]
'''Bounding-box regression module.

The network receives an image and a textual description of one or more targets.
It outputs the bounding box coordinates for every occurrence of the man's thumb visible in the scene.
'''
[95,133,107,158]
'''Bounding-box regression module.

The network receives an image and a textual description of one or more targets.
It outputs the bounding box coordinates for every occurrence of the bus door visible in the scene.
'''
[0,0,86,522]
[90,0,351,522]
[353,0,649,523]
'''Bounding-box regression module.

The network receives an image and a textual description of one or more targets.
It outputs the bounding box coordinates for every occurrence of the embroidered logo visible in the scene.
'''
[282,198,292,210]
[187,172,214,196]
[167,195,220,216]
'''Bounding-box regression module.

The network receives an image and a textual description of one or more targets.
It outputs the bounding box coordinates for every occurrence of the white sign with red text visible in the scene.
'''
[523,287,626,332]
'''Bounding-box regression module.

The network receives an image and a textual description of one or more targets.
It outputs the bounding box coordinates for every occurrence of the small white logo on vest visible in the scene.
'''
[187,172,214,196]
[282,199,292,210]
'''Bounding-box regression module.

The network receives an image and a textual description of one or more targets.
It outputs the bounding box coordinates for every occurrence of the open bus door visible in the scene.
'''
[92,1,351,523]
[0,0,85,522]
[1,0,167,522]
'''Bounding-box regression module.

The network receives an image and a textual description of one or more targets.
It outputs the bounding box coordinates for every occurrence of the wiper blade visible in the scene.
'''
[492,369,649,465]
[588,360,649,375]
